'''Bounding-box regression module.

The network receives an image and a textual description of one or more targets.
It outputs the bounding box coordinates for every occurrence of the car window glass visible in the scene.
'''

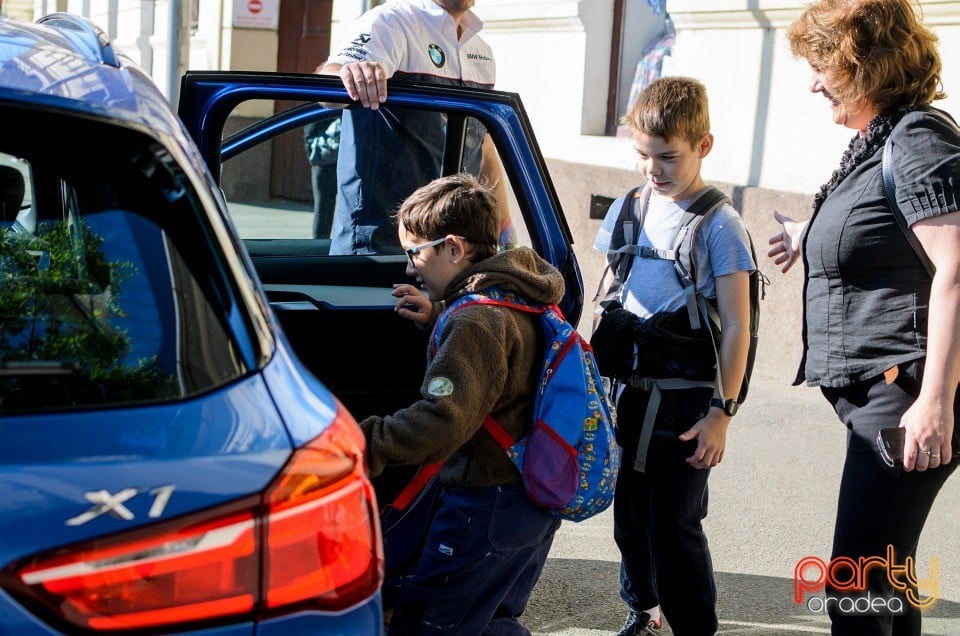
[219,99,532,254]
[0,126,247,413]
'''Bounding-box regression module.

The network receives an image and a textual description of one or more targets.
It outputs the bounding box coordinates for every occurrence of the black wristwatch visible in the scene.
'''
[710,397,739,417]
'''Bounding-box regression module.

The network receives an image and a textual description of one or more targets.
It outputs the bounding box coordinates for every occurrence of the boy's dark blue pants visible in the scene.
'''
[613,384,719,636]
[389,482,560,636]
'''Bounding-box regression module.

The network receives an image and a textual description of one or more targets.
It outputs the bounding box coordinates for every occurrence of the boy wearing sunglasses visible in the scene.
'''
[360,172,563,634]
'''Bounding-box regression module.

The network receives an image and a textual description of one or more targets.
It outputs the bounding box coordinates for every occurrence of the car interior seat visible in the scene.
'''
[0,165,26,227]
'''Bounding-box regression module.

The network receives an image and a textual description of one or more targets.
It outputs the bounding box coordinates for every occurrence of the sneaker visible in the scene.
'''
[616,609,662,636]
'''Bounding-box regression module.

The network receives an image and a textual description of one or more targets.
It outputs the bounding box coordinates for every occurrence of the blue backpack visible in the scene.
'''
[433,287,621,522]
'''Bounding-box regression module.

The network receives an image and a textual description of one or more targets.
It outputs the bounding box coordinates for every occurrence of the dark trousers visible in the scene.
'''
[311,163,338,239]
[821,360,958,636]
[613,385,718,636]
[389,482,560,636]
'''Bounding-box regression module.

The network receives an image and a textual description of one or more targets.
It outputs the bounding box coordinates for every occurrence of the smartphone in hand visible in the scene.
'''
[877,427,905,467]
[876,427,960,467]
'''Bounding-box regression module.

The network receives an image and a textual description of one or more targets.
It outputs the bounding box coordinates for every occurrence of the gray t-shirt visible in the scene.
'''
[593,190,755,320]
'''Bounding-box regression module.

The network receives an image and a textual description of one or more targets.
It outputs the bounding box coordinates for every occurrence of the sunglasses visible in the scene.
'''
[404,235,465,266]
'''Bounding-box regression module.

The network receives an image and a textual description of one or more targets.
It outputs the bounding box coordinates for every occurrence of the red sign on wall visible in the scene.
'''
[232,0,277,28]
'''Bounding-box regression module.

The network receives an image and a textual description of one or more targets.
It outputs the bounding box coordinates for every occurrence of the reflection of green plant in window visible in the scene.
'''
[0,220,178,409]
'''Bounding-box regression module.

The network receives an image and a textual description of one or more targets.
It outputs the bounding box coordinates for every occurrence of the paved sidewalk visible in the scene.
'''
[523,377,960,635]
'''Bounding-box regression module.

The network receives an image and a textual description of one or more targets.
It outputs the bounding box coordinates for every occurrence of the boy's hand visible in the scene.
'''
[392,284,433,325]
[679,411,730,469]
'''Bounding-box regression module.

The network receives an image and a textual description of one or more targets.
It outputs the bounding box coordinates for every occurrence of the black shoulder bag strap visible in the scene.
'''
[594,184,729,307]
[881,105,960,279]
[672,186,731,330]
[670,186,732,401]
[593,185,651,306]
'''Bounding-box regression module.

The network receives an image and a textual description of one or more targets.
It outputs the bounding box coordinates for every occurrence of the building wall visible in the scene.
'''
[22,0,959,382]
[663,1,960,194]
[3,0,34,20]
[24,0,960,192]
[470,1,960,196]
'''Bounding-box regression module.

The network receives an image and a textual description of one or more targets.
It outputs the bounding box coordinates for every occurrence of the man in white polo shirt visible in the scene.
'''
[318,0,512,255]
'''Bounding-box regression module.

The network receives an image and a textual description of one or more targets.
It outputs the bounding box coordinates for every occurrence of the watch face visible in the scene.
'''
[712,398,737,416]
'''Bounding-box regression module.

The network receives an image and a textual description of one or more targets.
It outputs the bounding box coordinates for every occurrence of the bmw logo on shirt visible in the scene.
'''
[428,43,445,68]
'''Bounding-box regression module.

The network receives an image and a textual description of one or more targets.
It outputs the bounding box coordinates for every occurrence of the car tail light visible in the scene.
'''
[264,402,383,612]
[5,401,383,632]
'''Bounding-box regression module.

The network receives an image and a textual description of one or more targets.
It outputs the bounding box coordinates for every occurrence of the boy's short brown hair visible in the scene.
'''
[620,76,710,147]
[395,173,499,261]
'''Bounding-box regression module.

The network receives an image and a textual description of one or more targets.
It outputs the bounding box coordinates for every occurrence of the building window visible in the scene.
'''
[606,0,670,136]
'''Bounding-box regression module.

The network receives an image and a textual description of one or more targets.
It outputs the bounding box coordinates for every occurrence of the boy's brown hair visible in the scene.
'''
[620,76,710,148]
[395,172,499,261]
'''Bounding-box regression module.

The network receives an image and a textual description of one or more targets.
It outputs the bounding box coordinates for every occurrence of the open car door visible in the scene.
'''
[177,72,584,539]
[178,72,582,417]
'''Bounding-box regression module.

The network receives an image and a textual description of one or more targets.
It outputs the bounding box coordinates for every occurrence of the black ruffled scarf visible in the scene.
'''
[812,107,917,215]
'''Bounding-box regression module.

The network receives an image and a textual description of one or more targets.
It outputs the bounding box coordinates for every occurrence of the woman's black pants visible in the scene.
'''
[820,360,958,636]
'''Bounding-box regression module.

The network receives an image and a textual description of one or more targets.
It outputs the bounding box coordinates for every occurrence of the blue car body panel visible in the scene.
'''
[261,335,342,448]
[0,15,382,635]
[0,371,290,565]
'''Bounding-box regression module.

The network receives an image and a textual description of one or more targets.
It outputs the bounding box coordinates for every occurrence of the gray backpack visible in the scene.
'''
[593,185,766,405]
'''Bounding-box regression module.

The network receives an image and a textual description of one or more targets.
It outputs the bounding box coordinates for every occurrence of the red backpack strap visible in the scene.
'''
[425,292,548,476]
[390,461,443,511]
[431,293,546,355]
[481,414,515,451]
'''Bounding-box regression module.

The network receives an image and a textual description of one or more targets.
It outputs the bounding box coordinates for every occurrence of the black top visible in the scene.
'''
[797,107,960,388]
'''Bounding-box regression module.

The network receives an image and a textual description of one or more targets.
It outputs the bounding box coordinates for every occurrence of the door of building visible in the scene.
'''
[272,0,334,203]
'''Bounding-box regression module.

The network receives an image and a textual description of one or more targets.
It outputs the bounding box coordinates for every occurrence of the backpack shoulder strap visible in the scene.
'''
[671,186,734,402]
[672,186,731,330]
[880,105,958,279]
[592,185,650,305]
[432,290,549,450]
[881,145,932,276]
[614,185,649,255]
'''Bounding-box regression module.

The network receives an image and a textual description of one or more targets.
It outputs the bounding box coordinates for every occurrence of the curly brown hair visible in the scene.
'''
[394,173,499,261]
[786,0,945,113]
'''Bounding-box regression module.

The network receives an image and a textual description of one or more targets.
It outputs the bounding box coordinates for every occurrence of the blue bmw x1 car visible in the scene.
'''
[0,9,584,635]
[0,14,383,635]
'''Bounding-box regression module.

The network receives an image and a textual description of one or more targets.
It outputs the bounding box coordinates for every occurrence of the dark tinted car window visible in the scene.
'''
[0,107,248,412]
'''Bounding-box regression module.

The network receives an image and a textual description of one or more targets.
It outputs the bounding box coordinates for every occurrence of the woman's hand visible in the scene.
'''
[767,211,807,273]
[392,283,433,326]
[900,397,955,472]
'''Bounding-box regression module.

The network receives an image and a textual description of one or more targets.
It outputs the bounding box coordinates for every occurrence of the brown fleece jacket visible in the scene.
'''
[360,246,565,487]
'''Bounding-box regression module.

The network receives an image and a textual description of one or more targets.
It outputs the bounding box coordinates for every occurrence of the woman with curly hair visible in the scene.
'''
[768,1,960,634]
